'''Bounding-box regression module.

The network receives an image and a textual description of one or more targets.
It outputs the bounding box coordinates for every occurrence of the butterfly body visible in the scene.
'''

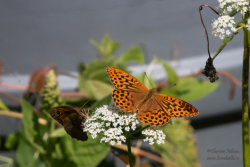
[107,67,198,126]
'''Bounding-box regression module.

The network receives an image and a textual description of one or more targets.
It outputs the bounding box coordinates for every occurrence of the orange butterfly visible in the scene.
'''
[107,67,198,126]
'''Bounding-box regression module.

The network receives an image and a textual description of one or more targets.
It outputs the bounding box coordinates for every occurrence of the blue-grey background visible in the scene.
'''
[0,0,246,167]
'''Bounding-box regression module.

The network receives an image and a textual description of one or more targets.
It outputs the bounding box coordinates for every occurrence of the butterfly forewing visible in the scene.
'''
[107,67,148,92]
[107,67,148,112]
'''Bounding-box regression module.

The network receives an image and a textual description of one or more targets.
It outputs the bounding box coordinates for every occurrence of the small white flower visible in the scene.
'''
[142,129,166,145]
[212,15,236,39]
[218,0,250,15]
[125,126,130,131]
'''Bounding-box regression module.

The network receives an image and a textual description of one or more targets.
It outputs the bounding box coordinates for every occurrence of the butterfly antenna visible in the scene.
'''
[80,100,90,110]
[144,72,155,89]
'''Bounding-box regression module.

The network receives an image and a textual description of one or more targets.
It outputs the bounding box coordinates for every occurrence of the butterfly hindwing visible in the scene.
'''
[112,89,146,112]
[137,98,171,126]
[155,94,198,117]
[50,105,88,141]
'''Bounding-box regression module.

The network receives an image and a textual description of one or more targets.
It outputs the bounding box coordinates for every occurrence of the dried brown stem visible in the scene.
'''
[0,81,28,91]
[157,69,241,89]
[0,90,21,104]
[0,110,47,125]
[113,144,179,167]
[199,5,219,58]
[61,92,87,97]
[0,82,87,98]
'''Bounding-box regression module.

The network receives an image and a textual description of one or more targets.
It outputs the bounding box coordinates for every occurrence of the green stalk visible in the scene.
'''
[242,14,250,167]
[126,135,134,167]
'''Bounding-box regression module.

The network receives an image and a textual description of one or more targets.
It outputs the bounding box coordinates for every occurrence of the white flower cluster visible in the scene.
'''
[212,15,236,39]
[84,103,166,145]
[218,0,249,14]
[142,129,166,145]
[84,104,139,145]
[212,0,250,40]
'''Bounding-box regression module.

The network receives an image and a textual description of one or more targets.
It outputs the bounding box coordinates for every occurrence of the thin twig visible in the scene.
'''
[199,5,219,59]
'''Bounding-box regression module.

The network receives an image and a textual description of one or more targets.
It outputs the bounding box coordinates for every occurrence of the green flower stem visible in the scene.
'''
[242,14,250,167]
[132,125,150,135]
[126,135,134,167]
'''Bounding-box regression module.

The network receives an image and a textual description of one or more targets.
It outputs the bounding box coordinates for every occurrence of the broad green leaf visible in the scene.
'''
[0,99,9,111]
[90,35,119,58]
[102,34,120,56]
[152,118,200,167]
[81,80,114,100]
[53,136,110,167]
[21,99,45,154]
[78,58,127,101]
[17,137,46,167]
[157,58,178,85]
[50,128,67,138]
[119,46,144,64]
[161,77,218,101]
[21,99,37,143]
[78,59,127,87]
[213,35,234,59]
[71,137,110,167]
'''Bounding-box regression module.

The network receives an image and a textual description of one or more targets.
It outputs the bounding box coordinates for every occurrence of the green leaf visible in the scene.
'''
[5,132,20,150]
[160,77,218,101]
[72,137,110,167]
[101,34,120,56]
[0,99,9,111]
[90,34,119,58]
[157,58,178,85]
[78,58,127,100]
[21,99,37,143]
[89,39,103,55]
[50,128,67,138]
[152,118,200,167]
[213,35,234,59]
[119,46,144,64]
[81,80,114,100]
[53,136,110,167]
[17,137,46,167]
[21,99,46,154]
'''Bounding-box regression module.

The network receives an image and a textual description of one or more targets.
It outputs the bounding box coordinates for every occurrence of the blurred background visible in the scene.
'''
[0,0,245,167]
